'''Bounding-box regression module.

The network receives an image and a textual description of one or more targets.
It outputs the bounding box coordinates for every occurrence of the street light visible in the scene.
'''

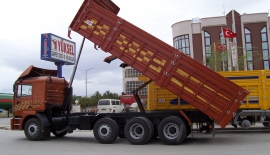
[85,68,94,97]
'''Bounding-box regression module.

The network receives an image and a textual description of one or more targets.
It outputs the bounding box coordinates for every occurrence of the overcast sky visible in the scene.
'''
[0,0,269,97]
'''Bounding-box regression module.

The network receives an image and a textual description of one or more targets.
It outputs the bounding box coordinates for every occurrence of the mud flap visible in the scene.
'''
[36,113,51,138]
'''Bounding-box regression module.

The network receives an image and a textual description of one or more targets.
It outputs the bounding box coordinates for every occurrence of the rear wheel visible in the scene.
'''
[158,116,187,145]
[124,117,153,145]
[93,118,119,144]
[24,118,43,141]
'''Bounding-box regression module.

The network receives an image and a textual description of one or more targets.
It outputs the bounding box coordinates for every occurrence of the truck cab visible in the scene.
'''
[11,65,68,131]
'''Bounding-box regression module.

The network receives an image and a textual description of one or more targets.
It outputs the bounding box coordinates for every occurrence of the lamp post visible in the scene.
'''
[85,68,94,97]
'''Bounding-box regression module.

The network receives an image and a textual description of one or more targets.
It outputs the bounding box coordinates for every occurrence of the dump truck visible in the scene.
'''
[10,0,249,145]
[139,70,270,129]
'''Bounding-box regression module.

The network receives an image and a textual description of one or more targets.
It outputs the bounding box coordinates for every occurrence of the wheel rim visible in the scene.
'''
[98,124,112,138]
[163,123,179,139]
[28,123,38,136]
[129,123,144,139]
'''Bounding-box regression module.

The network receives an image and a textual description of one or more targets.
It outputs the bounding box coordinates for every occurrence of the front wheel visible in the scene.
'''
[24,118,43,141]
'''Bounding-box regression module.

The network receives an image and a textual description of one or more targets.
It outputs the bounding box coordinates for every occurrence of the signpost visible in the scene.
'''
[41,33,76,77]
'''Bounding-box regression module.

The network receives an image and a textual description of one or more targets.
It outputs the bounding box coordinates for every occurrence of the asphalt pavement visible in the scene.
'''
[1,127,270,155]
[0,117,11,130]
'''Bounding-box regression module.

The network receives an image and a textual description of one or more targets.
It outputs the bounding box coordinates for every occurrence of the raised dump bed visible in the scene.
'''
[68,0,249,128]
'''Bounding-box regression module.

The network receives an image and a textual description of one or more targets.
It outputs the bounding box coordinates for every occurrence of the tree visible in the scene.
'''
[90,91,103,107]
[102,90,119,99]
[71,94,77,104]
[204,41,262,71]
[78,97,91,109]
[74,91,120,109]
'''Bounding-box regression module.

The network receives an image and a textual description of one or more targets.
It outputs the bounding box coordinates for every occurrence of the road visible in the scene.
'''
[0,117,10,130]
[0,117,270,155]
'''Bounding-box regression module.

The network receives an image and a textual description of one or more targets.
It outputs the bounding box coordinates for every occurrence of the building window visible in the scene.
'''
[204,31,211,66]
[125,81,147,95]
[174,35,190,56]
[125,69,142,78]
[261,27,269,70]
[244,28,253,70]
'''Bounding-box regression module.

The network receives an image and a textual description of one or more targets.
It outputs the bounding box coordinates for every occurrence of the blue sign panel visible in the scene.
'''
[41,33,76,65]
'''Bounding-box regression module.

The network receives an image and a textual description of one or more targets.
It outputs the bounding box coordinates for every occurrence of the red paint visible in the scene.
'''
[0,99,12,103]
[52,39,74,56]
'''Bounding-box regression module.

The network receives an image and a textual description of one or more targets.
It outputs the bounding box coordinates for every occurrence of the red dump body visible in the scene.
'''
[69,0,249,128]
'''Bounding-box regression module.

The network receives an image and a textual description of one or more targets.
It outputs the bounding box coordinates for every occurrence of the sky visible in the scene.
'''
[0,0,269,97]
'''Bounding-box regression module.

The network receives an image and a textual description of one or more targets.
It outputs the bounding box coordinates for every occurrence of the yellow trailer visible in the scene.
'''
[139,70,270,128]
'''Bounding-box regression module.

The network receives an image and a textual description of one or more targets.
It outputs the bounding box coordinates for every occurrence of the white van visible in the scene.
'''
[97,99,125,113]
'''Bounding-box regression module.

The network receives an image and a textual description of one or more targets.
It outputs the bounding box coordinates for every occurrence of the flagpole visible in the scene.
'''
[214,42,217,71]
[232,10,238,71]
[222,27,231,71]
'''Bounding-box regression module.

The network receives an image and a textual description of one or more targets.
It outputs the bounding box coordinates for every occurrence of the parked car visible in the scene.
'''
[129,102,138,112]
[97,99,125,113]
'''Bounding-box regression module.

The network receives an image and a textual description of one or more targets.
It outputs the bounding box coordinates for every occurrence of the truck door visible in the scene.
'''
[13,84,33,116]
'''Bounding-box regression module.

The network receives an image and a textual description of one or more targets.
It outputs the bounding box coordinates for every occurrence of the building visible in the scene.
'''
[122,66,147,97]
[122,10,270,94]
[172,10,270,71]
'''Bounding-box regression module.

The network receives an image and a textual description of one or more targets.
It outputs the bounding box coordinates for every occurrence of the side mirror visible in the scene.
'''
[13,84,16,93]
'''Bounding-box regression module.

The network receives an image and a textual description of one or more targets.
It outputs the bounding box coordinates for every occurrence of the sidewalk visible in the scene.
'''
[0,117,11,130]
[0,112,12,130]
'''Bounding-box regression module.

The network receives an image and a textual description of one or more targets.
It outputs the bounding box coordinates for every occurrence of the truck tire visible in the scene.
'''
[140,117,154,140]
[158,116,187,145]
[124,117,153,145]
[24,118,43,141]
[93,118,119,144]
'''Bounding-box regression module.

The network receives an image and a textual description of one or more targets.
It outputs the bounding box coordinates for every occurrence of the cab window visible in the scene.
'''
[17,84,32,98]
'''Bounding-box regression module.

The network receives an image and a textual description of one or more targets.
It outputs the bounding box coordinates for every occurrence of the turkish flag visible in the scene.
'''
[222,28,236,38]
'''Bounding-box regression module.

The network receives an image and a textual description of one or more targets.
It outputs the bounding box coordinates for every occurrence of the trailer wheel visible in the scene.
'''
[93,118,119,144]
[158,116,187,145]
[24,118,43,141]
[124,117,153,145]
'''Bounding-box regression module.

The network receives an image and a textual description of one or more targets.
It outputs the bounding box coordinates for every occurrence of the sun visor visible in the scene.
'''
[18,65,57,79]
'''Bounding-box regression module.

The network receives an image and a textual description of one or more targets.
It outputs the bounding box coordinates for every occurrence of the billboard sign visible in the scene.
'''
[41,33,76,65]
